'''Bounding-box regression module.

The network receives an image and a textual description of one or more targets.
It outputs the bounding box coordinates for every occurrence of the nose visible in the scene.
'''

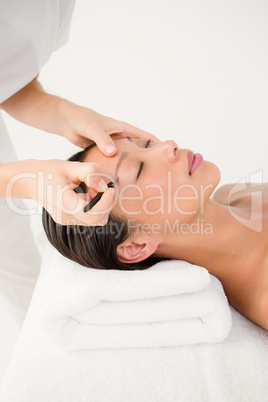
[159,140,180,164]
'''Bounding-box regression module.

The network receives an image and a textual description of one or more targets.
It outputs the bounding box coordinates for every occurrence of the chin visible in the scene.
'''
[212,163,221,186]
[206,158,220,175]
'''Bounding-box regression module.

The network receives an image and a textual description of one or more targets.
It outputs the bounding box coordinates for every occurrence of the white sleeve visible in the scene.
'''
[0,0,75,103]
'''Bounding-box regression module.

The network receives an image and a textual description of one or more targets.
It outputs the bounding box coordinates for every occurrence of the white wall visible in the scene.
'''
[1,0,268,383]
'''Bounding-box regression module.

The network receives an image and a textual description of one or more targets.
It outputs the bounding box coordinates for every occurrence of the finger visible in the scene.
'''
[62,213,106,227]
[49,188,87,225]
[84,187,115,216]
[52,196,112,227]
[60,189,109,226]
[68,161,99,184]
[88,130,117,156]
[106,123,160,142]
[61,188,90,216]
[75,136,93,149]
[76,192,91,201]
[69,162,110,192]
[58,212,100,227]
[67,132,93,149]
[97,134,117,156]
[66,187,115,226]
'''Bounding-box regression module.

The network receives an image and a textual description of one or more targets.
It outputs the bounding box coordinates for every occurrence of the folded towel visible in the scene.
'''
[0,242,266,402]
[39,246,232,350]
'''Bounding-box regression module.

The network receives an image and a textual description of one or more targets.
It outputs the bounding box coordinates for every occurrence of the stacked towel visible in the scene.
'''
[39,247,232,350]
[1,241,268,402]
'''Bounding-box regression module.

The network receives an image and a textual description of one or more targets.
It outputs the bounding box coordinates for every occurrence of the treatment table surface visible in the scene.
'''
[1,250,268,402]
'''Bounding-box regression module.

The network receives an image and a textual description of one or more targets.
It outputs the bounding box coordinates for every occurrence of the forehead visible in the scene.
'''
[84,142,119,179]
[83,137,147,182]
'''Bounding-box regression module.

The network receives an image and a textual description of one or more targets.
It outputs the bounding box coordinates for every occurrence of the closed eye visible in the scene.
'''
[136,162,144,179]
[136,139,151,179]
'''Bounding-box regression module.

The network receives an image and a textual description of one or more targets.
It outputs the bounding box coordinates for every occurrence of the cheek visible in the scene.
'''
[112,172,169,218]
[116,164,137,184]
[113,170,196,218]
[111,164,221,220]
[115,185,145,216]
[141,171,172,216]
[113,183,166,218]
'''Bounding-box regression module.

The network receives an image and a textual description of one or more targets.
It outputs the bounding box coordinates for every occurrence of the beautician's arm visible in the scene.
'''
[0,77,158,155]
[0,159,114,226]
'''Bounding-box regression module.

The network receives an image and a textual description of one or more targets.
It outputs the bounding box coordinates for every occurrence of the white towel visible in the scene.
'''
[1,242,267,402]
[40,246,232,350]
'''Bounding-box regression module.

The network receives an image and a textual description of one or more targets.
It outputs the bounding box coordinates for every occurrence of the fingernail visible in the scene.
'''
[98,179,107,191]
[104,144,116,154]
[110,188,115,195]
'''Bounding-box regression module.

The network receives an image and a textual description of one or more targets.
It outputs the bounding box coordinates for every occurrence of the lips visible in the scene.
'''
[187,151,203,175]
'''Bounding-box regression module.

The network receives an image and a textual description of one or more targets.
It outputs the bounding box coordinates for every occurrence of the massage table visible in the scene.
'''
[1,242,268,402]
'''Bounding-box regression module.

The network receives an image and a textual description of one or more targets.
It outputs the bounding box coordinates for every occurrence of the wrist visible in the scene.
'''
[0,160,39,200]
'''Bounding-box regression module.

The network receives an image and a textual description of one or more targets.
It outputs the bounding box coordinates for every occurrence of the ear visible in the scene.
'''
[116,234,160,264]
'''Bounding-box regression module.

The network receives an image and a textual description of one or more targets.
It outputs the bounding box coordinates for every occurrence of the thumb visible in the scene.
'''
[94,131,117,156]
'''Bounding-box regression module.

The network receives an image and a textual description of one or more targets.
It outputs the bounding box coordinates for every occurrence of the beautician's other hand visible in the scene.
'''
[60,100,160,155]
[1,159,114,226]
[1,77,160,156]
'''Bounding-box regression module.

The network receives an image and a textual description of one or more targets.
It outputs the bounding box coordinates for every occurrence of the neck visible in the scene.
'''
[155,199,260,278]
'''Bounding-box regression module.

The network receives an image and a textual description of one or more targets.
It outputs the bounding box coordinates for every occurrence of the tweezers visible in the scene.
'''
[83,177,118,212]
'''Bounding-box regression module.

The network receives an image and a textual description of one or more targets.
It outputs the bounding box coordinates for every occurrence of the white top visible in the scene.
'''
[0,0,75,103]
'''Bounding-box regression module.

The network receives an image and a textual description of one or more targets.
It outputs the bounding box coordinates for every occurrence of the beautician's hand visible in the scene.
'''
[0,77,159,156]
[0,159,114,226]
[61,101,160,154]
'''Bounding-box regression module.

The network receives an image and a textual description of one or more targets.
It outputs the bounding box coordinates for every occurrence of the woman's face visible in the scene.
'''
[83,137,221,233]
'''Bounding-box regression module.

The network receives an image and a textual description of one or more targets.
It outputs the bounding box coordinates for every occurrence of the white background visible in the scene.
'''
[1,0,268,383]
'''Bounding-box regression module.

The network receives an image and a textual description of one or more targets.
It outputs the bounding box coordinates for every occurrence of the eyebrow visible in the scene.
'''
[113,137,141,179]
[114,151,129,179]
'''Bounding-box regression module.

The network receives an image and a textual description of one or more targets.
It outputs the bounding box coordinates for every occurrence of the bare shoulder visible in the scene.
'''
[258,290,268,331]
[243,282,268,331]
[212,182,267,206]
[224,272,268,331]
[239,287,268,331]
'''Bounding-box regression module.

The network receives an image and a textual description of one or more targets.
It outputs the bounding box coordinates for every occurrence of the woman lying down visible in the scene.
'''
[42,136,268,331]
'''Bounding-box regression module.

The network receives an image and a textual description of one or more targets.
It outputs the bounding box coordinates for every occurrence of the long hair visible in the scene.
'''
[42,144,163,270]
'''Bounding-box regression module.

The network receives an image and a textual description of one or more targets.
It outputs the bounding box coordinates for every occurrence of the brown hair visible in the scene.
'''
[42,144,163,270]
